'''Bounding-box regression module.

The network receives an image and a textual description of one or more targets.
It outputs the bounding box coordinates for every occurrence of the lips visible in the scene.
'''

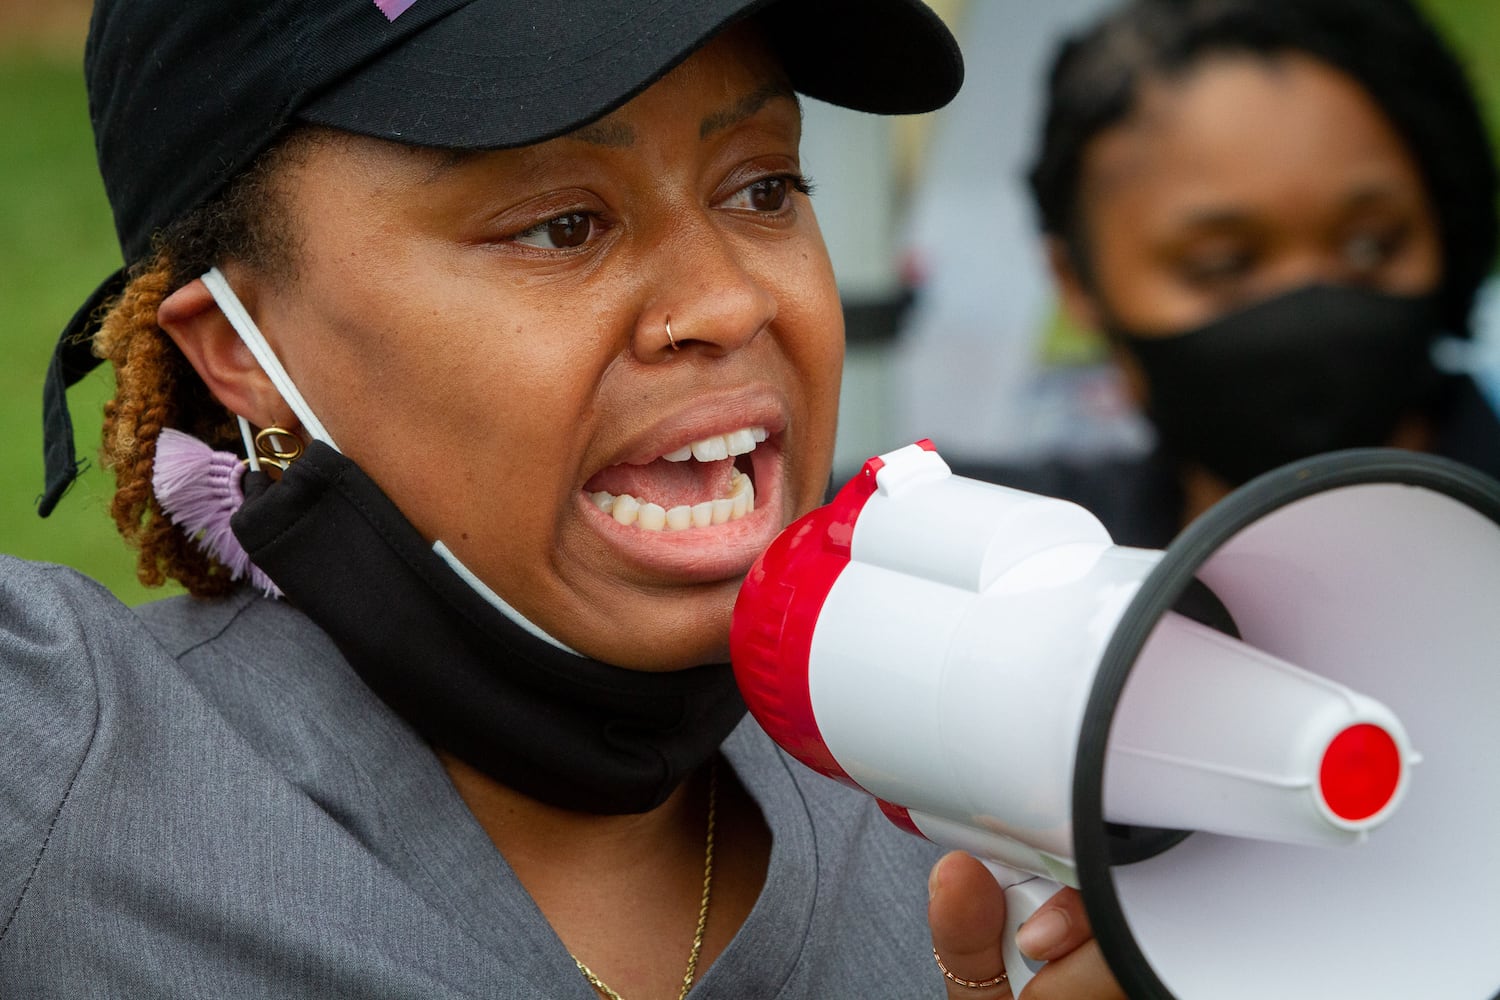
[577,423,786,581]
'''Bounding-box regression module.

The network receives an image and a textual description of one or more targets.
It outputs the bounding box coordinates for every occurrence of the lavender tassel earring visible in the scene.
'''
[152,427,282,597]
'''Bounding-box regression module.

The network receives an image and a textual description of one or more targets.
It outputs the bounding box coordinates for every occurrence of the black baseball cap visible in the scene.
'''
[40,0,963,516]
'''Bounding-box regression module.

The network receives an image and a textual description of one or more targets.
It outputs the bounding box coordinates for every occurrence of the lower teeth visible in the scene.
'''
[593,471,754,531]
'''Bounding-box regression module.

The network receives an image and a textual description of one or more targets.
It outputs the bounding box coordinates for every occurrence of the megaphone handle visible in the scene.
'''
[980,860,1064,994]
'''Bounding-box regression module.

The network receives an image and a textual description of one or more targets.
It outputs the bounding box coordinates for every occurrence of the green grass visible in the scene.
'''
[0,50,174,604]
[1423,0,1500,142]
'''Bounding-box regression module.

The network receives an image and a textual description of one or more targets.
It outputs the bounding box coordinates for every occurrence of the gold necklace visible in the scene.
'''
[573,761,718,1000]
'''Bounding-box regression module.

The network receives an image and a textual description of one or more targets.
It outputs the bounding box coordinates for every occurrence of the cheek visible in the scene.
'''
[1085,229,1186,331]
[273,279,598,540]
[780,227,845,361]
[783,267,845,514]
[778,249,845,408]
[1086,221,1234,334]
[404,323,605,517]
[1075,192,1174,328]
[1398,218,1445,293]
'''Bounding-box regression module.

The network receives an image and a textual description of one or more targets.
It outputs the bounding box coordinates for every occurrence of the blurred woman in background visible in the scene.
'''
[989,0,1500,546]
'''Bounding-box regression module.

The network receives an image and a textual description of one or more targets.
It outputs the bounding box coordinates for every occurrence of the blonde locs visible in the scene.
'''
[91,126,323,598]
[95,258,243,596]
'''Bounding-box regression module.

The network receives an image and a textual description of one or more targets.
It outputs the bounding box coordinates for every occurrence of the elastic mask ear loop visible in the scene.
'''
[201,267,340,466]
[200,269,578,653]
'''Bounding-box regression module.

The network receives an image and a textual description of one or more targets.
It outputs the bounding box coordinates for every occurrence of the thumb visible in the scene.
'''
[928,851,1013,998]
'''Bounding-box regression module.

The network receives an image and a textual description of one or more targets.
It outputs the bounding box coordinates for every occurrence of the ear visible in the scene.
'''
[1045,236,1105,334]
[157,277,292,429]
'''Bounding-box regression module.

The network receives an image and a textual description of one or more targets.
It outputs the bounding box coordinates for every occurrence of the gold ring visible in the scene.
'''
[665,315,679,350]
[934,948,1009,989]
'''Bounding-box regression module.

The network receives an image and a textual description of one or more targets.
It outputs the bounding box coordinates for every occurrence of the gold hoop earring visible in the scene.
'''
[665,315,679,351]
[253,426,304,471]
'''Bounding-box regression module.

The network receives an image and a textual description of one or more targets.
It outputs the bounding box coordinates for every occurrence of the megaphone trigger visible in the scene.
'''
[985,862,1061,991]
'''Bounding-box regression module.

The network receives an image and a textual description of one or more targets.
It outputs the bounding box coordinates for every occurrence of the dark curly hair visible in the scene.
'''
[1028,0,1498,337]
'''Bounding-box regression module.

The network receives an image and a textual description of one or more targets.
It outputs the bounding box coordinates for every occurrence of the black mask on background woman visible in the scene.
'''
[1113,285,1444,486]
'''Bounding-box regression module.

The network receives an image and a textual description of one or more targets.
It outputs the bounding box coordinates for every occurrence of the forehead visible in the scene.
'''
[1080,52,1425,222]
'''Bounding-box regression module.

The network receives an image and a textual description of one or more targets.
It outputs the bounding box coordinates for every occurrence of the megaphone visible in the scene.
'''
[731,441,1500,999]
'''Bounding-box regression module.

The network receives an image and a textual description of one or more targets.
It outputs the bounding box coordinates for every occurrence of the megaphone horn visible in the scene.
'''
[732,441,1500,1000]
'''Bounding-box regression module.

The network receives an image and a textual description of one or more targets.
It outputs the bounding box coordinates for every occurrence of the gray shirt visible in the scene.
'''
[0,557,945,998]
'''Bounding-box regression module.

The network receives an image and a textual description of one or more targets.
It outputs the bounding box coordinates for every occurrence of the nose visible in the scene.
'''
[632,225,777,362]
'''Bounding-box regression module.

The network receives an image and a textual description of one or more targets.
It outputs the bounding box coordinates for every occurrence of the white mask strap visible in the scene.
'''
[432,541,581,654]
[201,267,340,458]
[201,276,572,647]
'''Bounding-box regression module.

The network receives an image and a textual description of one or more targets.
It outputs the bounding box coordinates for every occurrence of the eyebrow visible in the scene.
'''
[1338,181,1414,213]
[421,147,480,183]
[1165,180,1414,234]
[415,121,635,183]
[1168,207,1257,233]
[699,80,799,140]
[572,79,799,147]
[570,118,636,148]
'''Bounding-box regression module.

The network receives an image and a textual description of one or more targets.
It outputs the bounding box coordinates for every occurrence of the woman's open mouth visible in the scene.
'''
[578,424,784,579]
[584,426,764,530]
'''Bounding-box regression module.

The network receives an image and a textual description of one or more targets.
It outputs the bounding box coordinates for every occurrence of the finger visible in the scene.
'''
[1014,887,1094,963]
[1011,939,1126,1000]
[928,851,1014,998]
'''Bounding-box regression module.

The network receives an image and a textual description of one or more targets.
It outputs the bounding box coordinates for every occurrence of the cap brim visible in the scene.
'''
[299,0,962,149]
[40,268,126,517]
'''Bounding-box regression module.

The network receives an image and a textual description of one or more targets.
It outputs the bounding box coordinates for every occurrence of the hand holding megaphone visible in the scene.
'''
[732,442,1500,999]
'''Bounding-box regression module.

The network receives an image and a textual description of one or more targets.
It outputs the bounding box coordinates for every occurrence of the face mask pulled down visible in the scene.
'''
[198,269,745,815]
[1115,285,1444,487]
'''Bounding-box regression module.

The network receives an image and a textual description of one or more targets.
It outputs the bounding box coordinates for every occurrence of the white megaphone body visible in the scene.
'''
[730,441,1500,999]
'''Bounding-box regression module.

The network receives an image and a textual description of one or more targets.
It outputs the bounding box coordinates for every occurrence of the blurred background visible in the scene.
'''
[4,0,1499,604]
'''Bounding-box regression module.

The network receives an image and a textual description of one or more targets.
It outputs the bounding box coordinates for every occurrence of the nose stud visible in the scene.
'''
[665,315,679,351]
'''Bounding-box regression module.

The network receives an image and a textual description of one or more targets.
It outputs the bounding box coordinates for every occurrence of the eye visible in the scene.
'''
[1177,246,1257,291]
[722,174,810,213]
[1342,226,1406,274]
[512,212,594,249]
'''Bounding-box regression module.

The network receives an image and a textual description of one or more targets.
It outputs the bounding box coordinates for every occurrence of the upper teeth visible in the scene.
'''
[663,426,767,463]
[590,425,766,532]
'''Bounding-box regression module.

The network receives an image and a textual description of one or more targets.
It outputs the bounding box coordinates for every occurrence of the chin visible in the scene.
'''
[590,592,737,671]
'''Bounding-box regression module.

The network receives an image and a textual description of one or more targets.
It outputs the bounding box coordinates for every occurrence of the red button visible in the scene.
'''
[1319,723,1403,822]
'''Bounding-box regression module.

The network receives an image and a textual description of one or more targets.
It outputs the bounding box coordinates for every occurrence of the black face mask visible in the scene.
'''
[229,442,747,815]
[1115,285,1444,487]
